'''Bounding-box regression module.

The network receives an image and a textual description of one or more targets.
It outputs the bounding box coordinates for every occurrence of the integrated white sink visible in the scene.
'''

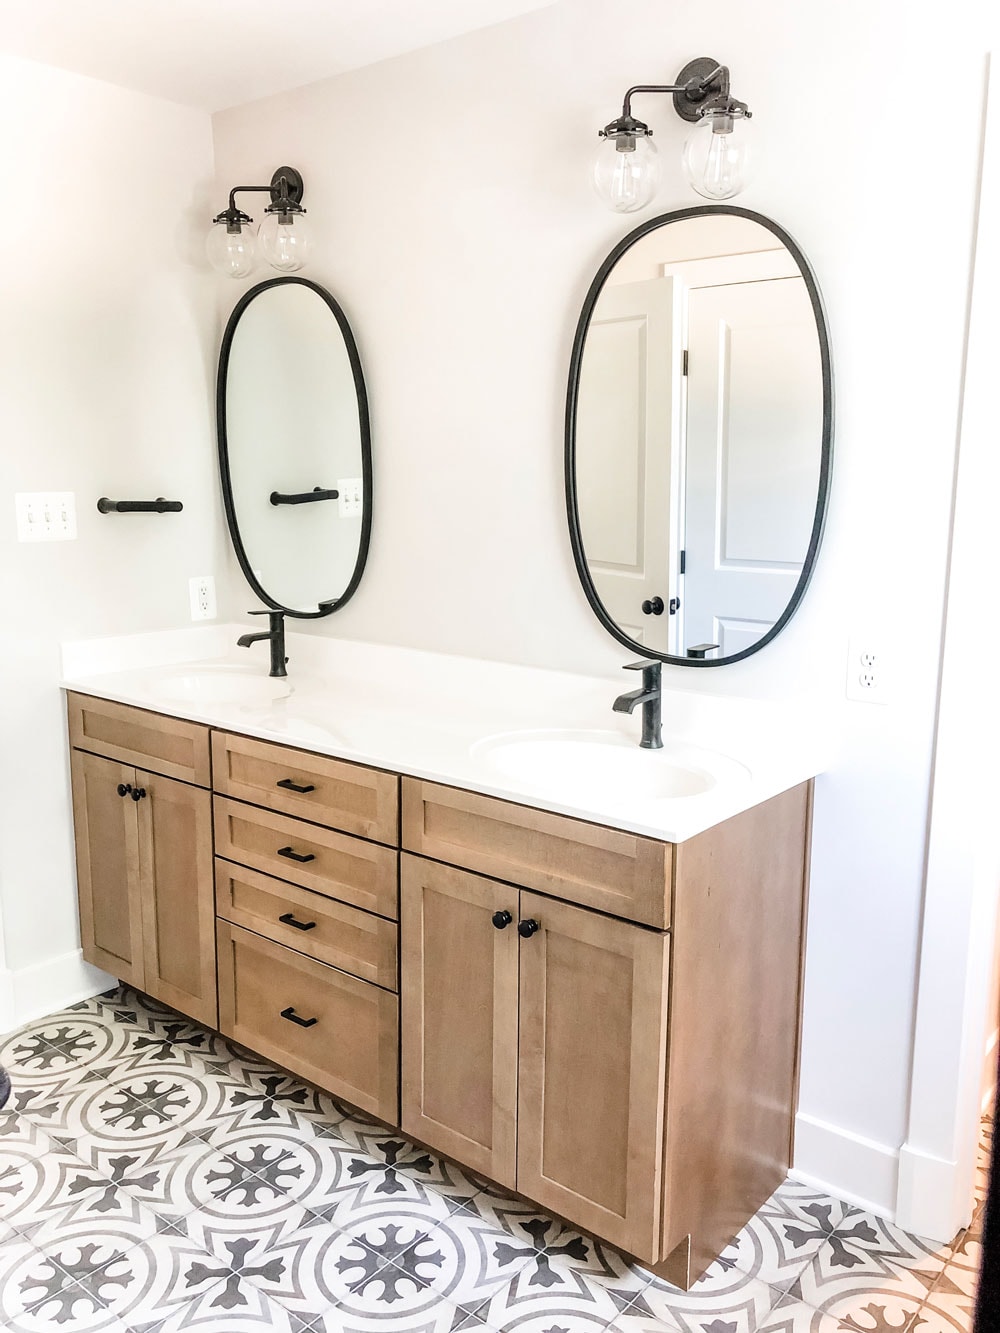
[471,729,751,803]
[144,664,293,707]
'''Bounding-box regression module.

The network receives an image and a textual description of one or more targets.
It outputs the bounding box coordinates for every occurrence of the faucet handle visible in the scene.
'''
[623,658,661,673]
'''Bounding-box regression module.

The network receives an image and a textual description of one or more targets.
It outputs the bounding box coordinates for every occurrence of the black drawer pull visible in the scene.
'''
[117,783,133,798]
[518,919,540,938]
[280,1006,318,1028]
[279,911,317,932]
[131,787,147,802]
[492,910,513,930]
[276,778,316,794]
[277,846,315,863]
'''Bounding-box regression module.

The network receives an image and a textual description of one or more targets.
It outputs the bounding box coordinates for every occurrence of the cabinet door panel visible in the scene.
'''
[138,772,217,1026]
[71,750,144,987]
[217,921,398,1123]
[215,860,398,990]
[516,893,668,1259]
[402,779,671,928]
[68,693,210,786]
[215,797,398,919]
[213,732,399,845]
[400,856,518,1187]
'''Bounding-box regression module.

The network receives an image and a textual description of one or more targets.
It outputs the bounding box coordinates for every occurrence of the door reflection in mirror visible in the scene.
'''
[568,208,831,666]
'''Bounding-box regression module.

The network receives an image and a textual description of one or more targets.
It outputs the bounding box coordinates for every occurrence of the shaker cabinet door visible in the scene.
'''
[71,749,144,988]
[400,855,519,1187]
[137,771,217,1026]
[516,892,669,1258]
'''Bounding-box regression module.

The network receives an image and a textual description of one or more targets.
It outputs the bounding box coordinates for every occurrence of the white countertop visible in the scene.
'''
[61,625,836,843]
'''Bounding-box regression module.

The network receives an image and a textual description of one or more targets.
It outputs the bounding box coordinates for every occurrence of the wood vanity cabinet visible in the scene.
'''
[67,694,812,1289]
[68,695,216,1025]
[400,854,668,1258]
[212,730,401,1124]
[400,775,812,1285]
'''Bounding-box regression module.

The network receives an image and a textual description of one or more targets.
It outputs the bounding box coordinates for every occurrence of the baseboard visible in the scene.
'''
[791,1111,898,1219]
[896,1143,972,1243]
[0,949,116,1036]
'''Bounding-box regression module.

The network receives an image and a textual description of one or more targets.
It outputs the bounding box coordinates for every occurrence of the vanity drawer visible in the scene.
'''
[214,796,398,919]
[215,860,398,990]
[212,732,399,846]
[401,779,672,929]
[68,692,210,787]
[217,920,398,1122]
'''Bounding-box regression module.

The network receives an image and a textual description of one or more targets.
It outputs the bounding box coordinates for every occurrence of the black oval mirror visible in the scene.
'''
[566,206,833,665]
[217,276,372,617]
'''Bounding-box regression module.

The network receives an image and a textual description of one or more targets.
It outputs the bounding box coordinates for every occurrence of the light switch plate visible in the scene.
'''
[338,478,363,518]
[15,492,77,542]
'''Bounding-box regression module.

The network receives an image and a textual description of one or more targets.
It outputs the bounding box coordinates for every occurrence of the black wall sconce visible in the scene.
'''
[207,165,312,279]
[594,58,752,212]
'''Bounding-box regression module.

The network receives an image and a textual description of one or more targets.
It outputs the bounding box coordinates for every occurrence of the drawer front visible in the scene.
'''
[217,921,398,1122]
[68,693,211,787]
[401,780,672,929]
[214,796,398,919]
[213,732,398,846]
[215,860,398,990]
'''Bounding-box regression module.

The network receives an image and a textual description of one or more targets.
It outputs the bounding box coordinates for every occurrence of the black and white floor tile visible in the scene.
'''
[0,985,986,1333]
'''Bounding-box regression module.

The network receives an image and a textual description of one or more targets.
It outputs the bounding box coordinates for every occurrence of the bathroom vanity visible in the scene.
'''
[63,639,825,1288]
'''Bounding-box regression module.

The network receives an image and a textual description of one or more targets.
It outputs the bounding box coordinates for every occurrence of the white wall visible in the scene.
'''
[0,54,220,1023]
[212,0,999,1216]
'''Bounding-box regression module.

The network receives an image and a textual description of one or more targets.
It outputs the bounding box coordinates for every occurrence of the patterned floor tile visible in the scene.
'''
[719,1185,850,1288]
[625,1258,783,1333]
[909,1275,977,1333]
[790,1207,952,1330]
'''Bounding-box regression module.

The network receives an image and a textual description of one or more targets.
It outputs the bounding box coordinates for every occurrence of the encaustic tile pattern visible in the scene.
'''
[0,986,985,1333]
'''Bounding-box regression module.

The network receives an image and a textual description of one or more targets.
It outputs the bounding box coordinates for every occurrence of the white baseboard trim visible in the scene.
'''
[0,949,116,1036]
[896,1143,972,1243]
[791,1111,899,1219]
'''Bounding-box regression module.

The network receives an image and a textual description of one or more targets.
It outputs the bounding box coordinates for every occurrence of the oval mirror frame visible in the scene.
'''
[565,205,834,667]
[217,275,373,619]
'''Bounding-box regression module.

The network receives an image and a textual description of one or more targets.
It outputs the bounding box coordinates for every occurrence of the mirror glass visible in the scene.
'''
[218,277,371,617]
[567,208,831,665]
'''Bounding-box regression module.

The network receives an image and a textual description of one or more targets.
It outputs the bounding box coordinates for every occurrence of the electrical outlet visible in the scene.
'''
[846,639,889,704]
[189,575,217,622]
[15,492,77,542]
[338,478,363,518]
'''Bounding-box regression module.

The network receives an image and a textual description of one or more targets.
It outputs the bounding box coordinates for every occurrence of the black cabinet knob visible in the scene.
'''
[117,783,132,798]
[492,910,513,930]
[517,919,540,939]
[130,787,147,802]
[641,597,665,616]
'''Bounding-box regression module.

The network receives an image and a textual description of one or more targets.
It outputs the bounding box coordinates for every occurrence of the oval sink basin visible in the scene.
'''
[147,665,293,707]
[472,729,749,803]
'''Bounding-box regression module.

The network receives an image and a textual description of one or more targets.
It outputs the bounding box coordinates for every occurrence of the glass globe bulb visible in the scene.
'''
[593,134,661,213]
[681,111,751,200]
[206,222,257,278]
[258,211,312,272]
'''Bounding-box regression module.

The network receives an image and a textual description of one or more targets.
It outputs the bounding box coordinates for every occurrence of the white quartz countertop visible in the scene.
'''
[61,626,836,843]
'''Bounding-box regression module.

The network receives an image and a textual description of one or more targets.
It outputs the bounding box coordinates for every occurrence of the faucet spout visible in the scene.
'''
[237,610,288,678]
[613,659,663,749]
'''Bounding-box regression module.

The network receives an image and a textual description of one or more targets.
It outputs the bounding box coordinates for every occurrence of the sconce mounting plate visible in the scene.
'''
[672,56,723,122]
[270,166,304,206]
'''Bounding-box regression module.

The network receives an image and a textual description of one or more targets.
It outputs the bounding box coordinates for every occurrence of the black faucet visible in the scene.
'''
[612,659,663,749]
[237,609,288,678]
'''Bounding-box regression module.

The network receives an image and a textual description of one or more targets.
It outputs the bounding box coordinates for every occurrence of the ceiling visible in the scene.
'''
[0,0,554,113]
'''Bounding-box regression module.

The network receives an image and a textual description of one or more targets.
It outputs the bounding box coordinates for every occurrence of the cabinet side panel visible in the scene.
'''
[661,781,811,1278]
